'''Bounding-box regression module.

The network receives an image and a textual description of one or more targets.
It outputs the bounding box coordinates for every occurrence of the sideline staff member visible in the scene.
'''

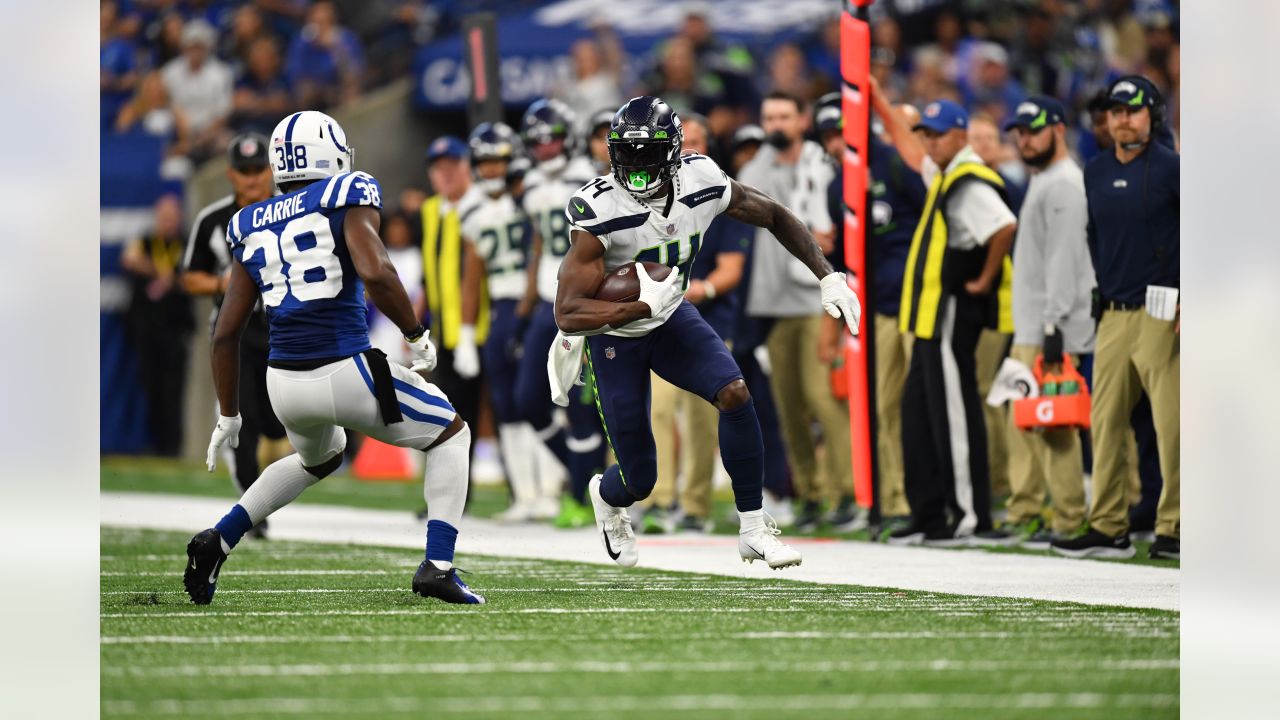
[1052,75,1180,561]
[182,134,288,538]
[870,82,1018,546]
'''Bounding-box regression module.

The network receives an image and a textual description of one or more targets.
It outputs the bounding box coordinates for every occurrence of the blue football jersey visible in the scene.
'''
[226,171,384,361]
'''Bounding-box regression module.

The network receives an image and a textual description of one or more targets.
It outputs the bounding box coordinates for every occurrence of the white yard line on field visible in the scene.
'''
[101,491,1179,610]
[103,658,1180,679]
[102,692,1179,716]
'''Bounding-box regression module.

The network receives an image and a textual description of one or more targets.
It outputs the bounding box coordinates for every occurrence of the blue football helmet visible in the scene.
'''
[607,96,683,198]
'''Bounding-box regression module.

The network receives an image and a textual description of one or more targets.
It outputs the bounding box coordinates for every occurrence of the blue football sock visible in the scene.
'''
[426,519,458,567]
[719,399,765,513]
[214,504,253,551]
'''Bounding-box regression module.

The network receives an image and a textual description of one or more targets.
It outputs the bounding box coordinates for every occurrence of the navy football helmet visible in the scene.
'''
[468,121,519,193]
[608,96,683,198]
[520,98,575,170]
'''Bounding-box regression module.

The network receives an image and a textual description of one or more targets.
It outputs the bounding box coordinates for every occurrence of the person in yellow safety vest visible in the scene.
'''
[869,79,1018,548]
[420,135,489,436]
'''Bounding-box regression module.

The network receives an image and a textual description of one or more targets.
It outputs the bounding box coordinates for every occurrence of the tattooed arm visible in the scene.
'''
[724,178,835,281]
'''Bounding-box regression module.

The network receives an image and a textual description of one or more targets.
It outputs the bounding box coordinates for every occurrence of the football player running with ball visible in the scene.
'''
[555,97,861,569]
[183,111,484,605]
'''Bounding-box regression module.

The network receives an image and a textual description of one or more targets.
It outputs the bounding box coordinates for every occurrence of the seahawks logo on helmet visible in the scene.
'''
[607,96,683,199]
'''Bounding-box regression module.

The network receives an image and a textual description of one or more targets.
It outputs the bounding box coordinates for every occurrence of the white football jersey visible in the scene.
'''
[565,153,734,337]
[522,155,597,303]
[459,187,529,300]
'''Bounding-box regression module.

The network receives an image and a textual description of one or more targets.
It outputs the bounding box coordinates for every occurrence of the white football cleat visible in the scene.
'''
[494,499,537,523]
[531,495,560,521]
[739,513,803,569]
[588,474,638,567]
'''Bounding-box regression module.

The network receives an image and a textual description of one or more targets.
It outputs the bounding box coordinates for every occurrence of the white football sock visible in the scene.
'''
[424,422,470,530]
[499,423,538,504]
[738,508,765,534]
[236,454,322,527]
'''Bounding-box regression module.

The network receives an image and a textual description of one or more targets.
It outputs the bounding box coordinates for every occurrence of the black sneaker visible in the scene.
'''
[1148,535,1180,560]
[827,497,868,533]
[875,515,913,542]
[678,514,712,533]
[887,521,967,548]
[1050,529,1135,559]
[969,528,1020,547]
[183,529,228,605]
[247,519,269,540]
[794,501,822,533]
[412,561,486,604]
[1021,526,1055,551]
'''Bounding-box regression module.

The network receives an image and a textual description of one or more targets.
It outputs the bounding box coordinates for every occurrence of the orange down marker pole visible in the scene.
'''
[841,2,875,510]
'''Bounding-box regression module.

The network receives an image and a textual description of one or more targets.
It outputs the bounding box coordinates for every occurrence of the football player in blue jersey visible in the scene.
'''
[554,97,862,569]
[183,111,484,606]
[515,99,608,528]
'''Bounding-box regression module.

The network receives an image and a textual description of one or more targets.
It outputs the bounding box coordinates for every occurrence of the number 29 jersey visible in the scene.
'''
[564,154,733,338]
[226,171,384,362]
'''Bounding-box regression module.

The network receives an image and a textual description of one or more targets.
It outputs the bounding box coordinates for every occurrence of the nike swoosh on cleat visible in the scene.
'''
[189,557,198,570]
[208,558,223,585]
[601,529,621,560]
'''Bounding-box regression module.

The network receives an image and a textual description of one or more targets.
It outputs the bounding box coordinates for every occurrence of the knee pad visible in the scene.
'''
[304,452,343,480]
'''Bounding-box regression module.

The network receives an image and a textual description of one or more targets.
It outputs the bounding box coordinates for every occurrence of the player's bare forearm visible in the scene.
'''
[210,261,257,415]
[519,234,543,315]
[869,76,925,173]
[345,207,420,334]
[554,230,650,335]
[461,240,483,326]
[181,270,224,296]
[725,179,834,280]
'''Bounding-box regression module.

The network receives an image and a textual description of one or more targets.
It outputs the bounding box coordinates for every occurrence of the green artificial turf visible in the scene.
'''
[101,526,1178,719]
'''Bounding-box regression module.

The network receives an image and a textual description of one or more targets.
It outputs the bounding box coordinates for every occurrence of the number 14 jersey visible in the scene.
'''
[226,171,384,362]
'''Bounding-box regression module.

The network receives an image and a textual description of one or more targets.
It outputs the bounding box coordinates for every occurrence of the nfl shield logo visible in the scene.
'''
[663,222,677,235]
[560,338,571,351]
[605,347,616,360]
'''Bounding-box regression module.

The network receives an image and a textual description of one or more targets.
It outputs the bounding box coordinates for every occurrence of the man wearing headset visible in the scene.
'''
[1051,75,1180,561]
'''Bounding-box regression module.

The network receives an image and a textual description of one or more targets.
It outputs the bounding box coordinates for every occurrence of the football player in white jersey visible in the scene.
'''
[514,99,607,528]
[555,96,862,569]
[455,121,548,522]
[184,111,484,605]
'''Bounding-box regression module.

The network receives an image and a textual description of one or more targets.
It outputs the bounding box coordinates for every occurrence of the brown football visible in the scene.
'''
[593,261,673,303]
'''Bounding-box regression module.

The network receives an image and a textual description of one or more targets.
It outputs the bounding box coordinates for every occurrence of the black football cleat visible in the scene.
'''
[412,561,486,605]
[183,529,228,605]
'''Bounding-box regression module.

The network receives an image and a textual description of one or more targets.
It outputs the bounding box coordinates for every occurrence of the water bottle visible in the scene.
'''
[1042,379,1059,397]
[1060,379,1079,396]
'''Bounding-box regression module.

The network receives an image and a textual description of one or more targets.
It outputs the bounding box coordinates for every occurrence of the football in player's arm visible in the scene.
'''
[554,177,861,336]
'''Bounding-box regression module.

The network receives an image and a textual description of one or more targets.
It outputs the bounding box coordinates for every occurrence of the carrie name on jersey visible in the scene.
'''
[226,170,384,362]
[565,154,732,337]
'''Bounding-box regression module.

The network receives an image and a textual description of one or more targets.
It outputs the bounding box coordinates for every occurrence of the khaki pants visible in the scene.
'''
[766,314,854,505]
[976,329,1012,497]
[1090,310,1180,538]
[874,313,912,517]
[1005,344,1086,533]
[648,373,720,516]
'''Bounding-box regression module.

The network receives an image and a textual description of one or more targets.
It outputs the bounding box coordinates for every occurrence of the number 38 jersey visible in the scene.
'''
[458,187,529,300]
[522,156,596,303]
[226,171,383,361]
[564,154,733,338]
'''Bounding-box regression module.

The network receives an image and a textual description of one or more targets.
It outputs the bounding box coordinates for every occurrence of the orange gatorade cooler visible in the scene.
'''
[1013,354,1091,430]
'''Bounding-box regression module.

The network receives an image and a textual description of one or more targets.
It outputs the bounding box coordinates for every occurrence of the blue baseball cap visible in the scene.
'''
[426,135,468,163]
[1003,96,1067,132]
[1105,75,1159,112]
[913,100,968,134]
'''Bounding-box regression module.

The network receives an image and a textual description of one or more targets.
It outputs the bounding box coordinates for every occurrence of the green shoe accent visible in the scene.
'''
[554,497,593,529]
[642,511,667,535]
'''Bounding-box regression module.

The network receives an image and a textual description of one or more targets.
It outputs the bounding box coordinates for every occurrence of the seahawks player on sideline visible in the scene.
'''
[585,108,616,176]
[184,110,484,606]
[456,121,544,522]
[515,98,608,526]
[556,96,861,569]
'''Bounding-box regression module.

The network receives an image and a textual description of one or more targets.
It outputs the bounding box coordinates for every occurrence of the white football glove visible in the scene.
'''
[206,414,242,472]
[820,272,861,336]
[453,324,480,379]
[407,329,438,372]
[636,262,684,319]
